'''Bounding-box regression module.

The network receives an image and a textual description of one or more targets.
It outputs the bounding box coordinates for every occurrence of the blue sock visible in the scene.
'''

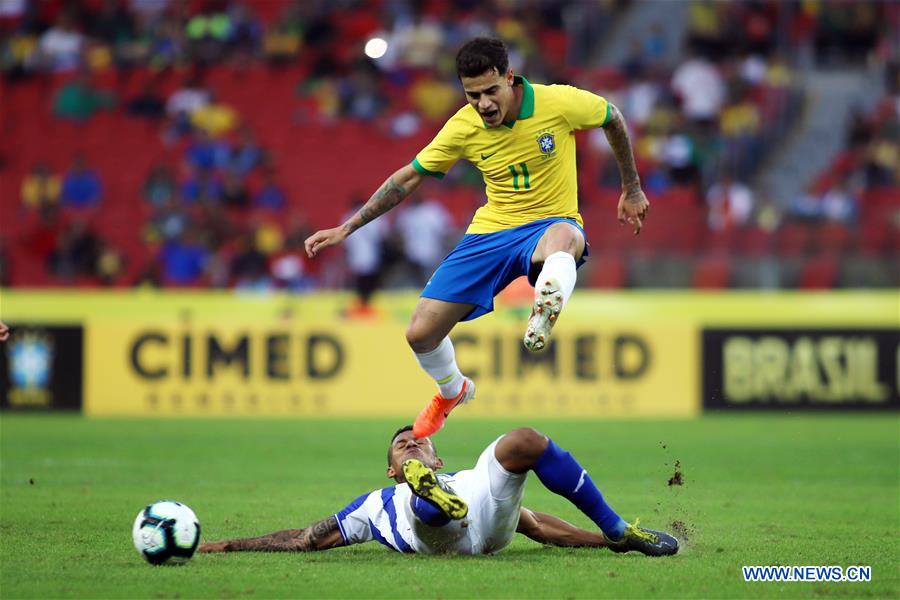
[533,438,627,540]
[410,494,451,527]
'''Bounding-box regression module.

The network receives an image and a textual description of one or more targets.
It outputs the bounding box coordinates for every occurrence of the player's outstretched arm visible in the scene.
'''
[516,507,607,548]
[304,163,425,258]
[199,516,344,553]
[601,104,649,236]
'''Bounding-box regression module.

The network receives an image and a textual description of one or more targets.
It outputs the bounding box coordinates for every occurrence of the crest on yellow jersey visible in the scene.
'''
[536,129,556,159]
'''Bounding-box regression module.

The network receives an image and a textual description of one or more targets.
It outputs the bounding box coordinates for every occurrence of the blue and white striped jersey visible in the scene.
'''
[333,473,473,555]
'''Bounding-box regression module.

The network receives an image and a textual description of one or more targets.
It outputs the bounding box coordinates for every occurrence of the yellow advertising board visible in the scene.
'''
[1,290,897,417]
[84,316,695,417]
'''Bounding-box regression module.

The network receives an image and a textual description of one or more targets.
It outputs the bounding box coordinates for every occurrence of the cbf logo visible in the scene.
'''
[7,331,54,407]
[536,129,556,159]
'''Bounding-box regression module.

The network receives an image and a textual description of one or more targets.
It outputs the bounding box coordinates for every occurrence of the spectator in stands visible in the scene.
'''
[255,220,283,255]
[719,91,763,180]
[395,195,453,286]
[270,228,313,292]
[147,16,186,71]
[230,232,271,290]
[166,76,210,124]
[38,11,84,72]
[671,51,725,127]
[90,0,136,62]
[788,177,859,224]
[621,38,649,79]
[820,180,859,224]
[221,171,250,208]
[180,167,223,204]
[96,240,125,286]
[53,71,116,121]
[191,94,239,136]
[410,75,458,122]
[185,130,229,172]
[48,220,99,280]
[146,197,190,243]
[185,8,232,65]
[60,154,102,209]
[339,60,388,122]
[342,198,388,316]
[706,174,755,230]
[160,231,209,286]
[225,3,263,59]
[228,127,263,176]
[143,164,177,207]
[254,170,287,210]
[391,10,445,69]
[262,18,301,65]
[127,80,166,120]
[863,132,898,187]
[660,126,701,185]
[21,162,60,209]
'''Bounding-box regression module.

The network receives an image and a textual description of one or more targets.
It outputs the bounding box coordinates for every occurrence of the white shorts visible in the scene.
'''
[448,437,528,554]
[405,437,527,555]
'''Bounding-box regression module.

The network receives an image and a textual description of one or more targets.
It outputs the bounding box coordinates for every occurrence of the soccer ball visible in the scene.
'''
[132,500,201,565]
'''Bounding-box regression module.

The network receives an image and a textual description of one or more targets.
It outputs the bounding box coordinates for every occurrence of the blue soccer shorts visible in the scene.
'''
[420,217,588,321]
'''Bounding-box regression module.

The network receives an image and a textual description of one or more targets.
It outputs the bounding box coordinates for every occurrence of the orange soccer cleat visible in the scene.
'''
[413,377,476,438]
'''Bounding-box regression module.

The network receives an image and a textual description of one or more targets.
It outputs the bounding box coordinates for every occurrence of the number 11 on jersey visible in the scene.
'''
[507,162,531,190]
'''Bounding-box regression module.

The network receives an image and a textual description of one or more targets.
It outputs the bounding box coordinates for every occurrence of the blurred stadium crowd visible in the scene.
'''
[1,0,897,298]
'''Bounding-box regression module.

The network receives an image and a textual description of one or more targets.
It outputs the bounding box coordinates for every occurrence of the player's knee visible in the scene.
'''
[405,322,438,353]
[554,229,581,255]
[536,224,583,262]
[504,428,548,462]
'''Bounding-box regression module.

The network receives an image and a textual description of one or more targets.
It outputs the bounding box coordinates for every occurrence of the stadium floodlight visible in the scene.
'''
[364,37,388,59]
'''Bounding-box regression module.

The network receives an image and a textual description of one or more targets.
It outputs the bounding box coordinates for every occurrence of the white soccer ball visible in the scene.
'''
[132,500,201,565]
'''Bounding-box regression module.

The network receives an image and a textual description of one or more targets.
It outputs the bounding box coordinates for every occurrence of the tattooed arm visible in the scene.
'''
[516,507,607,548]
[304,164,424,258]
[601,103,649,235]
[199,516,344,553]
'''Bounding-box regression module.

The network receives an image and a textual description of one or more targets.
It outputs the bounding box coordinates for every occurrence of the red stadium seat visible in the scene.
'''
[814,222,852,254]
[798,255,839,289]
[777,223,812,256]
[692,255,731,289]
[738,227,775,257]
[588,253,627,288]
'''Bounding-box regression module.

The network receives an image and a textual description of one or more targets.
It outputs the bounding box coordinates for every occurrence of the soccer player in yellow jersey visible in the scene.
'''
[305,38,648,437]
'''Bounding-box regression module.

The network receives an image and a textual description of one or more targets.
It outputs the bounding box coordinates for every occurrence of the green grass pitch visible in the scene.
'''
[1,414,898,599]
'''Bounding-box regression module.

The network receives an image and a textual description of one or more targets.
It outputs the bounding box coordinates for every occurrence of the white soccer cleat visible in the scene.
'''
[523,278,563,352]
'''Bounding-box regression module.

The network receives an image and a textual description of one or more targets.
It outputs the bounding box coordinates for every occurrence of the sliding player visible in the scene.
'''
[200,426,677,556]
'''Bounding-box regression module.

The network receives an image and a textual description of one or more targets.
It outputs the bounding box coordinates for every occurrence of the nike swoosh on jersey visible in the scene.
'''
[480,151,498,160]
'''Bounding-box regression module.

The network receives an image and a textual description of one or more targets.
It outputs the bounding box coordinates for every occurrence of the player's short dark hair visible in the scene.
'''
[388,425,413,466]
[456,37,509,79]
[387,425,436,466]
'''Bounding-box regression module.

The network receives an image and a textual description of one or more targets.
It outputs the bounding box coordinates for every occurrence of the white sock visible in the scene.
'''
[414,337,464,399]
[536,251,577,305]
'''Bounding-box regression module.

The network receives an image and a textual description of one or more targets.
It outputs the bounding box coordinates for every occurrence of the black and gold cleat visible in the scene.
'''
[402,459,468,520]
[606,519,679,556]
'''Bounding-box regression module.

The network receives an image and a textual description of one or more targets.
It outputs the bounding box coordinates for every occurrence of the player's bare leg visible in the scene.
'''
[524,222,585,352]
[407,298,477,437]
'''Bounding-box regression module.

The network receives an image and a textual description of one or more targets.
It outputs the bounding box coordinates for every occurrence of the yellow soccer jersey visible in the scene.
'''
[412,76,610,234]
